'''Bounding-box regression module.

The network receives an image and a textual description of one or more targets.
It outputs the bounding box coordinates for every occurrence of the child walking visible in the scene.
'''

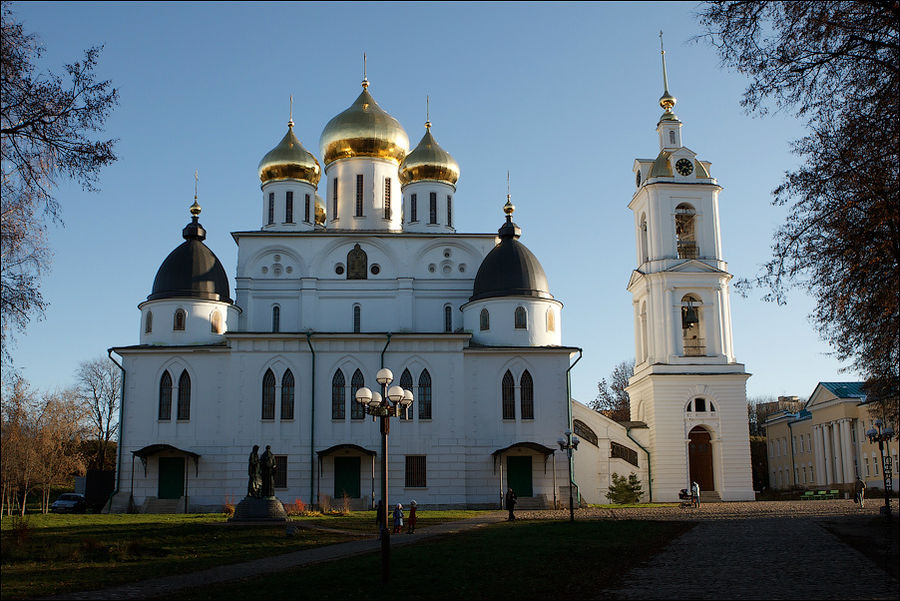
[407,500,417,534]
[392,503,404,534]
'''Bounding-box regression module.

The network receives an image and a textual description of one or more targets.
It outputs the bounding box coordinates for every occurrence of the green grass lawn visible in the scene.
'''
[0,511,488,600]
[176,519,693,600]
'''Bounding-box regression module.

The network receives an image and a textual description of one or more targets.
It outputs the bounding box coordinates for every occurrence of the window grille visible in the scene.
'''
[174,309,186,331]
[281,370,294,420]
[331,370,345,419]
[384,178,391,219]
[429,192,437,224]
[356,174,364,216]
[610,441,639,467]
[158,371,172,420]
[268,193,275,225]
[305,194,311,223]
[332,178,339,217]
[410,193,417,222]
[272,306,280,333]
[145,311,153,333]
[262,369,276,419]
[573,419,598,446]
[480,308,490,331]
[350,369,365,419]
[514,306,527,329]
[502,370,515,419]
[177,370,191,420]
[444,305,452,333]
[399,369,413,420]
[418,369,432,419]
[285,191,293,222]
[447,195,452,227]
[520,371,534,419]
[405,456,426,488]
[353,305,361,332]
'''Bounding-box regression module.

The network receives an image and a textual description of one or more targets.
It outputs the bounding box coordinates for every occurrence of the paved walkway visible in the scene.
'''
[48,501,898,600]
[49,512,508,600]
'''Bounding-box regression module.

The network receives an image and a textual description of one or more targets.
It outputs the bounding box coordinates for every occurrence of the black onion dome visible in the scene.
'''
[148,207,232,303]
[470,208,552,302]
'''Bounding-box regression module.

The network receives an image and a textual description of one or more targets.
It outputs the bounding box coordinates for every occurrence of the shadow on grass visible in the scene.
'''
[176,520,693,600]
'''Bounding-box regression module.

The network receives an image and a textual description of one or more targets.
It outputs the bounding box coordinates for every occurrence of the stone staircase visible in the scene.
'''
[141,497,183,514]
[516,494,552,510]
[700,491,721,503]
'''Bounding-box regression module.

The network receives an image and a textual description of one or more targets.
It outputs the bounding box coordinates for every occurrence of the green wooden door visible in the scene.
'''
[158,457,184,499]
[507,456,533,498]
[334,457,361,499]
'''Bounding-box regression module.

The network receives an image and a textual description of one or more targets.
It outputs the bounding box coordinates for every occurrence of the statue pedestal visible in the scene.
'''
[228,496,288,522]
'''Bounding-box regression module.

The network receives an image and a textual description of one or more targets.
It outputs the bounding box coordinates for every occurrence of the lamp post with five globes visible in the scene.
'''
[865,418,895,519]
[353,368,413,583]
[557,429,580,522]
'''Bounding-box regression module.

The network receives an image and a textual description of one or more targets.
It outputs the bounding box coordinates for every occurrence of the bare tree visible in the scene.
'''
[591,359,635,422]
[75,356,121,471]
[696,1,899,421]
[1,4,118,364]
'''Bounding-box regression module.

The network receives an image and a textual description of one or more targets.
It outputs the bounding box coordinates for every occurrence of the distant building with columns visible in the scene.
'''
[765,382,898,493]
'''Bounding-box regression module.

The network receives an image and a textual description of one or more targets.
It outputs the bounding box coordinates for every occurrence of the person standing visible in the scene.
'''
[407,500,417,534]
[505,487,517,520]
[854,477,867,508]
[691,481,701,508]
[392,503,404,534]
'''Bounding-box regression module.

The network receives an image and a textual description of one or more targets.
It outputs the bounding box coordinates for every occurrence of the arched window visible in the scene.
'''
[158,371,172,420]
[399,368,413,420]
[272,306,280,333]
[353,304,361,333]
[675,203,698,259]
[331,370,345,420]
[573,419,599,446]
[177,370,191,420]
[174,309,186,331]
[546,309,555,332]
[639,214,649,264]
[444,305,453,333]
[520,370,534,419]
[261,369,276,419]
[480,308,490,331]
[514,306,527,329]
[681,294,704,356]
[669,130,676,145]
[502,370,515,419]
[418,369,432,420]
[211,311,223,334]
[350,369,365,420]
[686,397,715,412]
[145,311,153,334]
[281,370,294,420]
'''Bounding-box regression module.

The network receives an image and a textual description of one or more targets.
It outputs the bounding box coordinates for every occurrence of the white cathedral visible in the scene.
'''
[110,56,754,512]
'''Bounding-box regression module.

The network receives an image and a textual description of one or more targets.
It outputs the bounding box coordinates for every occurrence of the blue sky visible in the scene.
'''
[8,1,851,404]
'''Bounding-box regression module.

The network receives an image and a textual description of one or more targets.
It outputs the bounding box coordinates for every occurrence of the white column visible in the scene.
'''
[665,287,675,360]
[839,419,854,483]
[831,422,844,485]
[822,423,834,485]
[814,426,825,485]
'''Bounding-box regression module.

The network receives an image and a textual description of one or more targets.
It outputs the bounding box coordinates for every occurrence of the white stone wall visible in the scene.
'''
[401,180,456,233]
[463,297,563,347]
[260,180,317,232]
[138,299,239,346]
[324,158,403,231]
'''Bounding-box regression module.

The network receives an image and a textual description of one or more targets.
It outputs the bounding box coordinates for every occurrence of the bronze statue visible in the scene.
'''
[248,445,262,498]
[260,445,276,498]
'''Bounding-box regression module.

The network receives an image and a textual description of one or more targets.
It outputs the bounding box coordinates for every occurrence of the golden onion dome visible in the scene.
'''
[258,123,321,186]
[314,194,326,227]
[399,123,460,187]
[319,85,409,167]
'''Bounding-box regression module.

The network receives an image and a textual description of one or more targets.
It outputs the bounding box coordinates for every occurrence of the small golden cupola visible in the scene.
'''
[319,80,409,167]
[258,118,321,186]
[399,119,460,187]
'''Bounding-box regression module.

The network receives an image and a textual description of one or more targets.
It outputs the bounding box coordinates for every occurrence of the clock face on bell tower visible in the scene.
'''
[675,158,693,176]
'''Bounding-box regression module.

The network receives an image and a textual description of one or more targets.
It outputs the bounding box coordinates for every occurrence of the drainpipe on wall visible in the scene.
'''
[565,349,583,504]
[626,427,652,502]
[106,349,126,512]
[380,332,392,369]
[306,332,316,507]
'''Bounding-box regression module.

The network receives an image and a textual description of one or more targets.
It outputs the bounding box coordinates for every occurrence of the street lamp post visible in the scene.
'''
[354,368,414,583]
[865,418,895,519]
[557,429,580,522]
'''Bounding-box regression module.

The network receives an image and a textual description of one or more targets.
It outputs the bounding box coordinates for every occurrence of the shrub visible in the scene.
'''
[340,493,351,515]
[223,493,235,517]
[606,472,643,504]
[283,498,307,516]
[319,494,332,514]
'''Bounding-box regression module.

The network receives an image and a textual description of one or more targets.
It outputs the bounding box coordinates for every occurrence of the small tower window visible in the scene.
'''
[332,178,339,218]
[675,203,698,259]
[145,311,153,334]
[158,371,172,420]
[262,368,276,420]
[429,192,437,224]
[173,309,186,331]
[304,194,311,223]
[480,308,490,331]
[444,305,453,333]
[211,311,223,334]
[546,308,555,332]
[384,178,392,219]
[501,370,515,419]
[268,193,275,225]
[447,195,452,227]
[355,174,364,217]
[281,370,295,420]
[514,306,527,329]
[669,130,676,145]
[272,306,280,333]
[285,191,294,223]
[520,370,534,420]
[353,304,361,333]
[177,370,191,420]
[410,193,417,222]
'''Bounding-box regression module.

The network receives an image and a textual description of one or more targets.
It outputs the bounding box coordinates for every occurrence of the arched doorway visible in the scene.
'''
[688,426,714,491]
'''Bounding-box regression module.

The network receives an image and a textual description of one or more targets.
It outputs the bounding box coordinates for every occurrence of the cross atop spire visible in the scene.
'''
[425,95,431,130]
[362,52,369,89]
[288,95,294,128]
[190,170,202,217]
[658,31,677,116]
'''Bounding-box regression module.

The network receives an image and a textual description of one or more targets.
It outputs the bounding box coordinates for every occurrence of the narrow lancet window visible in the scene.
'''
[285,191,293,223]
[444,305,453,333]
[331,370,345,419]
[262,369,276,419]
[514,306,527,329]
[410,193,417,222]
[350,369,365,419]
[418,369,432,419]
[355,174,364,216]
[520,370,534,419]
[384,178,391,219]
[177,370,191,420]
[399,369,413,420]
[268,193,275,225]
[480,308,490,331]
[281,370,294,420]
[174,309,186,331]
[502,370,515,419]
[272,306,280,333]
[429,192,437,224]
[158,371,172,420]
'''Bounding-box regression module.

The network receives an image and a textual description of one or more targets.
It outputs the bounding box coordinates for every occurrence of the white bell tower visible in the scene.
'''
[624,34,754,502]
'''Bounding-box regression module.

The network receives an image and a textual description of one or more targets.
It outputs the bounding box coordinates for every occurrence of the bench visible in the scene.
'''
[800,491,816,501]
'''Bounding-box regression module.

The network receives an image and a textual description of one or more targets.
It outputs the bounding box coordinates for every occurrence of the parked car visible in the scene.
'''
[51,493,86,513]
